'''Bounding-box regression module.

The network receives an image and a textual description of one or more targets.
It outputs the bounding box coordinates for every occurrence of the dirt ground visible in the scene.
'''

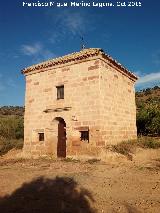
[0,149,160,213]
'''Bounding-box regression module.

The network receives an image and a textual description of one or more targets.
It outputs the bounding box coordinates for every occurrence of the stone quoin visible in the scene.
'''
[22,48,138,158]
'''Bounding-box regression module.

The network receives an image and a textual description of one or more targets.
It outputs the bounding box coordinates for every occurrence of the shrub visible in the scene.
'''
[0,115,24,155]
[112,140,136,160]
[137,137,160,149]
[0,115,24,139]
[136,103,160,136]
[0,138,23,156]
[112,137,160,160]
[0,106,24,116]
[144,88,151,95]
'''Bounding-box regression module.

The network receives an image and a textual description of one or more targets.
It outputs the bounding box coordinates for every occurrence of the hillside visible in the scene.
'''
[135,86,160,136]
[136,86,160,109]
[0,106,24,116]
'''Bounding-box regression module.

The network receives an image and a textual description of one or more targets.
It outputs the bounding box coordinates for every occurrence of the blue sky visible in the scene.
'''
[0,0,160,106]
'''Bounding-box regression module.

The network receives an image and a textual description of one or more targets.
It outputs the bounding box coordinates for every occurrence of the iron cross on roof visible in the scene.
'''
[80,36,86,50]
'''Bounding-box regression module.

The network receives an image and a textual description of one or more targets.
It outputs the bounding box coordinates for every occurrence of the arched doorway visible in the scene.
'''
[55,117,66,158]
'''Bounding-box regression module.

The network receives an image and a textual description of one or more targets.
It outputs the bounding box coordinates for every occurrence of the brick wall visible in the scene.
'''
[24,57,102,157]
[23,55,137,158]
[99,58,137,145]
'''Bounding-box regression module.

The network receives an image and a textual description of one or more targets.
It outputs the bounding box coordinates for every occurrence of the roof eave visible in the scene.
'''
[101,53,138,82]
[21,48,103,75]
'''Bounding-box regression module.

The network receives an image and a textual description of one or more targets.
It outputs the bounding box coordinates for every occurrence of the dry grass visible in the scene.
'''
[62,158,80,163]
[112,141,136,160]
[0,138,23,156]
[112,137,160,160]
[86,159,101,164]
[137,137,160,149]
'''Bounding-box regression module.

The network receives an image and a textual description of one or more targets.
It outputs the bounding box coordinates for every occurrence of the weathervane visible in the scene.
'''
[80,36,86,50]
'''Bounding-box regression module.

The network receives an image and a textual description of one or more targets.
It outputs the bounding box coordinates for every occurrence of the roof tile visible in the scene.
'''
[22,48,138,80]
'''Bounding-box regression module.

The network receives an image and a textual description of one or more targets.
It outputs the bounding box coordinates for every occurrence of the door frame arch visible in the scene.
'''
[53,117,66,158]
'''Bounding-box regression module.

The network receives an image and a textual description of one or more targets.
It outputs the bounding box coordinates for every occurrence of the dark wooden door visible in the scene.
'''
[57,120,66,158]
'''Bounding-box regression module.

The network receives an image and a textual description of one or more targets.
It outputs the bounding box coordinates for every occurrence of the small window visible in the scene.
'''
[38,133,44,141]
[80,131,89,142]
[56,85,64,99]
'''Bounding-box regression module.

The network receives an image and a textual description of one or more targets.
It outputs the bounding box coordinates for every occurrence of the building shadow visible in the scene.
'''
[0,176,96,213]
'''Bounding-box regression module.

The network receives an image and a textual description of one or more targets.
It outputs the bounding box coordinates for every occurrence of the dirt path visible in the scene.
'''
[0,156,160,213]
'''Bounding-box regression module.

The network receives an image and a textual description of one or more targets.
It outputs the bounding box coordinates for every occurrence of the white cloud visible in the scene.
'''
[134,70,141,77]
[63,12,85,35]
[21,43,42,56]
[48,10,90,44]
[136,72,160,84]
[47,9,111,46]
[21,42,56,63]
[56,11,86,35]
[135,71,160,90]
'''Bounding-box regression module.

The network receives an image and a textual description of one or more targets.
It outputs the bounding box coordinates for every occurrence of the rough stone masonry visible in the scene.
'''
[22,48,138,158]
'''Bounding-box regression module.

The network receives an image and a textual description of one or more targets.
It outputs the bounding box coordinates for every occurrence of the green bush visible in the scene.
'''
[0,115,24,155]
[136,103,160,136]
[0,116,24,139]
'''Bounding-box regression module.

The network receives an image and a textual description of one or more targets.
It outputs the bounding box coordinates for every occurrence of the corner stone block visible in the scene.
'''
[88,65,99,71]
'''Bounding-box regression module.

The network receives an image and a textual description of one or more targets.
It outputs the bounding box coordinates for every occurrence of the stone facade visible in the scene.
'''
[22,48,138,158]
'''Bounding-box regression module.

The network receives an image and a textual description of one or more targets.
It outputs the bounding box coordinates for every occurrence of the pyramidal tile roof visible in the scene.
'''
[21,48,138,80]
